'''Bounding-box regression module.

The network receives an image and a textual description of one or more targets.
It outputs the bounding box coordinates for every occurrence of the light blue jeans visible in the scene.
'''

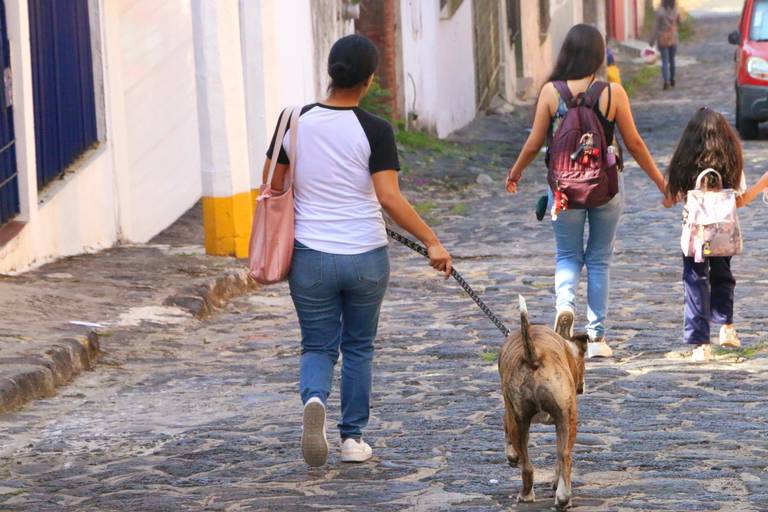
[549,178,624,339]
[288,241,389,440]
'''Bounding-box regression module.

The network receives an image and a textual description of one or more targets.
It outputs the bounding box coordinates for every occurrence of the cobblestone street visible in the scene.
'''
[2,13,768,512]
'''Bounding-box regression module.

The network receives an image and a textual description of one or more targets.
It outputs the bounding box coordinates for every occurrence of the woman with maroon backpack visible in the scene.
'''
[505,24,666,358]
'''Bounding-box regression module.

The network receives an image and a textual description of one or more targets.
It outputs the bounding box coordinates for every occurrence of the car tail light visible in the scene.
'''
[747,56,768,80]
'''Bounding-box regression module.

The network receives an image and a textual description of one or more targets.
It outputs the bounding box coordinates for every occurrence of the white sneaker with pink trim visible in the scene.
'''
[718,325,741,349]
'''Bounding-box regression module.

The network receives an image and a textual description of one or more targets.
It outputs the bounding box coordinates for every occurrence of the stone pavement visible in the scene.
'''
[0,203,255,413]
[1,14,768,512]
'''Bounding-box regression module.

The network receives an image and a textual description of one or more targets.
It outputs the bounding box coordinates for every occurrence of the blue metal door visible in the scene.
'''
[29,0,97,190]
[0,0,19,226]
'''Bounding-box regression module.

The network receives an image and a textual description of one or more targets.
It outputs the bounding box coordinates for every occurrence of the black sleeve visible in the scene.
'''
[369,122,400,173]
[265,110,290,165]
[353,109,400,173]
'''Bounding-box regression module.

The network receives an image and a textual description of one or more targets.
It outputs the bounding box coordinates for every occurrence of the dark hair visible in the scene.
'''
[548,24,605,82]
[328,34,379,89]
[662,0,676,9]
[666,108,743,198]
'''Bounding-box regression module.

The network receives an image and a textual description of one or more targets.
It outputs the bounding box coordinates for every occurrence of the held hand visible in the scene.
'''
[427,242,453,279]
[662,194,676,208]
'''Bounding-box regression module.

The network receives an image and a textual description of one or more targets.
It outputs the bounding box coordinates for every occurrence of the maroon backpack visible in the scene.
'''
[547,81,619,209]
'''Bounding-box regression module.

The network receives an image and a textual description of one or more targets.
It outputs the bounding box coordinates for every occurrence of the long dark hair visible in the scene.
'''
[548,24,605,82]
[327,34,379,89]
[662,0,676,10]
[666,108,743,197]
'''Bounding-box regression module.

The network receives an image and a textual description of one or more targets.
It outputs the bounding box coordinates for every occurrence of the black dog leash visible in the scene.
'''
[386,228,511,337]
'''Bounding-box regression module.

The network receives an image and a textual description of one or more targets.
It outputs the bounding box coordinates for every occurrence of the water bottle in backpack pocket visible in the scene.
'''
[681,169,743,263]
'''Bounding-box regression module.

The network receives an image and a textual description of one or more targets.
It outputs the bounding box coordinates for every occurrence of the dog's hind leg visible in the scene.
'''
[554,412,576,510]
[503,402,518,466]
[514,415,535,504]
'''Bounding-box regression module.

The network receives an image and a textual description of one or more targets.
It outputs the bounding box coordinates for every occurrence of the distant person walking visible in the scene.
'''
[650,0,681,90]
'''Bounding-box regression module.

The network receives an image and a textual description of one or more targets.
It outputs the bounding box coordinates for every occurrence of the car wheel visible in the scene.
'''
[736,91,759,139]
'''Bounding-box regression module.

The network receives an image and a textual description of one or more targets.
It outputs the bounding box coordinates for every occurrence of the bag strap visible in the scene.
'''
[285,107,300,188]
[695,168,723,190]
[582,81,608,109]
[552,81,574,107]
[265,106,300,187]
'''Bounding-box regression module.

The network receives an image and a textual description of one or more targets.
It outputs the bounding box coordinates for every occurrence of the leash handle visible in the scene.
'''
[386,228,511,337]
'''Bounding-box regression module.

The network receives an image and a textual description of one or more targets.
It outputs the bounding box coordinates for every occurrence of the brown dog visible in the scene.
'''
[498,296,588,510]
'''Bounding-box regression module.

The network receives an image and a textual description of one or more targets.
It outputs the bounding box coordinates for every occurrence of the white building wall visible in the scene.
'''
[0,0,202,273]
[241,0,318,187]
[114,0,201,241]
[0,1,120,273]
[400,0,476,138]
[550,0,584,64]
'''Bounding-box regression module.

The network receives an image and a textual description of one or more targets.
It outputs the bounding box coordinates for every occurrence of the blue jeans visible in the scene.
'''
[683,256,735,345]
[289,241,389,439]
[660,45,677,84]
[550,182,624,339]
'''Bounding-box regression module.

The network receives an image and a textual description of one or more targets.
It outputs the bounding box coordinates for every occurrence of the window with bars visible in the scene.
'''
[0,0,18,226]
[29,0,97,191]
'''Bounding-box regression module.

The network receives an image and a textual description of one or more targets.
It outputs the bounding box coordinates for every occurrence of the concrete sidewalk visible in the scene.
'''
[0,203,256,414]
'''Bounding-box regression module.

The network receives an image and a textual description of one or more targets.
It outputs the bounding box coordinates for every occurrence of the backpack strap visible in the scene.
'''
[552,81,575,107]
[582,81,609,109]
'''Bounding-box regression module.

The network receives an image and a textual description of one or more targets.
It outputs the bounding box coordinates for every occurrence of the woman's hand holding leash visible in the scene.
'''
[427,242,452,279]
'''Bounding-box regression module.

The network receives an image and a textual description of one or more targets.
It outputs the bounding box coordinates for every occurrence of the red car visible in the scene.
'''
[730,0,768,138]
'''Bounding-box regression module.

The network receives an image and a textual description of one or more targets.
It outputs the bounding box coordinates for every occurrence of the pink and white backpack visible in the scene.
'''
[681,169,743,262]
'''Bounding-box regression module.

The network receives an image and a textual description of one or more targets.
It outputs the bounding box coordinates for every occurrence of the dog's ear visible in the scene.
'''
[569,333,589,354]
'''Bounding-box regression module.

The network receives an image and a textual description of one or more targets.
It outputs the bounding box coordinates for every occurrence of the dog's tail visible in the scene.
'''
[519,295,538,370]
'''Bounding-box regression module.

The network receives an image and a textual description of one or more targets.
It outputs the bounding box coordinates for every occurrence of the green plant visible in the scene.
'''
[714,342,768,360]
[678,8,695,42]
[360,77,392,120]
[624,64,660,99]
[395,129,454,153]
[480,351,499,363]
[451,203,468,215]
[413,201,437,216]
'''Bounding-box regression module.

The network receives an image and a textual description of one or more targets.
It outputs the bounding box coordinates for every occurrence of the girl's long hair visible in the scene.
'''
[666,108,743,197]
[548,24,605,82]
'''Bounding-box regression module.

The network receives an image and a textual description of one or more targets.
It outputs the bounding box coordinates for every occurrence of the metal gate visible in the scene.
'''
[29,0,97,190]
[0,0,19,226]
[473,0,503,111]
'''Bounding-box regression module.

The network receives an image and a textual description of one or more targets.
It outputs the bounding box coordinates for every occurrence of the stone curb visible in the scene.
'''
[0,332,100,415]
[163,268,259,319]
[0,268,258,416]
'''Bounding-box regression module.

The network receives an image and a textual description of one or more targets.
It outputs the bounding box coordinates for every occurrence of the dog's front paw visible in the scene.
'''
[516,490,535,503]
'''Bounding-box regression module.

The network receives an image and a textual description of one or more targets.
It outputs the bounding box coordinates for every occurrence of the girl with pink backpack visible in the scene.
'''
[664,108,768,361]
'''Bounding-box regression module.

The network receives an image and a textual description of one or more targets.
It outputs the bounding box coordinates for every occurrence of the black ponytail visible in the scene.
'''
[328,34,379,89]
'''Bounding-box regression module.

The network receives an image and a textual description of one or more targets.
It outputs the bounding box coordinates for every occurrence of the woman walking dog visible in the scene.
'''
[505,24,666,358]
[263,35,451,467]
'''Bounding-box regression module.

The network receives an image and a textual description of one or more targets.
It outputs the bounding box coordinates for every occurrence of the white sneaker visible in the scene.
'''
[586,337,613,359]
[301,397,328,467]
[340,438,373,463]
[718,325,741,348]
[690,344,713,362]
[553,306,575,339]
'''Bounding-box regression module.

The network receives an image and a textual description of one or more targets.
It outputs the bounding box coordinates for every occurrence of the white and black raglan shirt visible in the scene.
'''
[266,104,400,254]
